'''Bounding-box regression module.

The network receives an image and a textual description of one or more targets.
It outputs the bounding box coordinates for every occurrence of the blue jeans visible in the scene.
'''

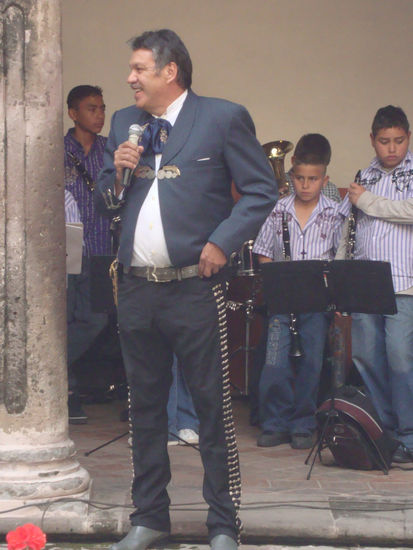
[167,356,199,438]
[352,295,413,449]
[259,312,331,434]
[67,256,108,391]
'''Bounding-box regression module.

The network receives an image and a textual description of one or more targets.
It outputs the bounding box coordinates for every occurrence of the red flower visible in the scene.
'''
[6,524,46,550]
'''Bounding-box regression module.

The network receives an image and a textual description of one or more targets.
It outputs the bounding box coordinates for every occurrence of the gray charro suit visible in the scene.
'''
[96,89,277,543]
[96,89,276,267]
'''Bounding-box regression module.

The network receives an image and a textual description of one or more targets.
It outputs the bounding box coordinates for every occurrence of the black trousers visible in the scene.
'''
[117,273,241,542]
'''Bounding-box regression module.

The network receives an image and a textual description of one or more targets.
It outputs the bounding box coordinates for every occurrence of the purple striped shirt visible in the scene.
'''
[64,129,111,256]
[341,151,413,292]
[253,193,344,261]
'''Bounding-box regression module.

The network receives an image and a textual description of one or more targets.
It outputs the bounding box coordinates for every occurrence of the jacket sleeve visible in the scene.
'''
[207,104,278,257]
[356,190,413,223]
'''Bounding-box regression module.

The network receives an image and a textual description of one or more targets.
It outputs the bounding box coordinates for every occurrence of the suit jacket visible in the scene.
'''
[96,89,277,268]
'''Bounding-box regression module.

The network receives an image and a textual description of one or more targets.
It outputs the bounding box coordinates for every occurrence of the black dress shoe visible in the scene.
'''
[257,431,291,447]
[393,445,413,464]
[111,526,169,550]
[210,534,238,549]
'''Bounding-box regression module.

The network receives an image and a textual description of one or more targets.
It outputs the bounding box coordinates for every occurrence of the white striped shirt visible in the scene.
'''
[253,193,344,261]
[341,151,413,292]
[65,190,81,223]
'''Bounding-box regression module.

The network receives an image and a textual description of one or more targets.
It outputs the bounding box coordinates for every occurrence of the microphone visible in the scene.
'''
[121,124,144,188]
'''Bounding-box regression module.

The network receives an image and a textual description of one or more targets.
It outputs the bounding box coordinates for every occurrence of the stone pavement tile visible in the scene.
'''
[315,480,376,494]
[368,483,413,495]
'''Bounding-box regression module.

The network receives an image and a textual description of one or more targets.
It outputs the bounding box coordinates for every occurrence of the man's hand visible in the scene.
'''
[348,182,365,206]
[198,242,227,278]
[114,141,144,195]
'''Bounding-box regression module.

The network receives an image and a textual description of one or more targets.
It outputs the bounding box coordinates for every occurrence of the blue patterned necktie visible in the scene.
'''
[141,118,172,155]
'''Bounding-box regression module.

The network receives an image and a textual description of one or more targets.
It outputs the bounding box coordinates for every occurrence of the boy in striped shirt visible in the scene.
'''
[338,105,413,463]
[253,134,345,449]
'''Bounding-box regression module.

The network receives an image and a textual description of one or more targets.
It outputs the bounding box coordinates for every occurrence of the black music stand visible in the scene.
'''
[261,259,397,316]
[260,259,397,478]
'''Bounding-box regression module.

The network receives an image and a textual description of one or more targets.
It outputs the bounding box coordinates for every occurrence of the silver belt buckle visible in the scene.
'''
[147,266,173,283]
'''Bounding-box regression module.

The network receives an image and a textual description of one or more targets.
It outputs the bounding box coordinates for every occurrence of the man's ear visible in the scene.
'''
[164,61,178,84]
[68,107,78,123]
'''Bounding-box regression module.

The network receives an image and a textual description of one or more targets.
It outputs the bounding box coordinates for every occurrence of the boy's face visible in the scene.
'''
[292,163,328,205]
[370,127,410,170]
[69,94,105,136]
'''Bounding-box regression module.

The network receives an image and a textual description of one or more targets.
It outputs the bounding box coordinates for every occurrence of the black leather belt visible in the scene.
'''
[125,264,199,282]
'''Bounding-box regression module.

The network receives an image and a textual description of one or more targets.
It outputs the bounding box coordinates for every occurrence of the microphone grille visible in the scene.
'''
[129,124,144,138]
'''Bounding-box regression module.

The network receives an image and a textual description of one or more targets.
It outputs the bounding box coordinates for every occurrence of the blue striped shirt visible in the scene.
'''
[253,193,345,261]
[340,151,413,292]
[64,129,111,256]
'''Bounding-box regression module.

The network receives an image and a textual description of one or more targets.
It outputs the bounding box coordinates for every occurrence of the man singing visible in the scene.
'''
[96,29,276,550]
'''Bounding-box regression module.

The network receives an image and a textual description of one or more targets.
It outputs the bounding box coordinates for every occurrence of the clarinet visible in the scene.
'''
[282,212,304,358]
[336,170,362,388]
[346,170,361,260]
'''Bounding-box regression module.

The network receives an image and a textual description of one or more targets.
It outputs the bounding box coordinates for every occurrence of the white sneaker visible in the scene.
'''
[178,428,199,445]
[168,437,179,446]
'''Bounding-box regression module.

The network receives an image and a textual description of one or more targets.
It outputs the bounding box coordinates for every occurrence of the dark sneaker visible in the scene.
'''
[257,431,291,447]
[392,445,413,463]
[291,432,314,449]
[68,393,88,425]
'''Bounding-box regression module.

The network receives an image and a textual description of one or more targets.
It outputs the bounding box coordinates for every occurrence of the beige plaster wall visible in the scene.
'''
[62,0,413,188]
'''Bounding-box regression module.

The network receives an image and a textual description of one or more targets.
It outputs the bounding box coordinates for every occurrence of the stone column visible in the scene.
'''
[0,0,90,527]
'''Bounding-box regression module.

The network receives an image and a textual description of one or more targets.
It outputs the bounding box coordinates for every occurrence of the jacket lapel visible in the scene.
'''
[160,90,198,167]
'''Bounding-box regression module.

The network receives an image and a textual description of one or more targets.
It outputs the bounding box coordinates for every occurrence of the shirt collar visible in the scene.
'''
[282,191,333,213]
[154,90,188,127]
[66,127,100,156]
[371,150,412,173]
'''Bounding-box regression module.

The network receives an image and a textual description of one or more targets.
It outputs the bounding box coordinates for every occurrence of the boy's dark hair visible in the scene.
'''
[371,105,410,136]
[129,29,192,89]
[67,85,103,109]
[293,133,331,166]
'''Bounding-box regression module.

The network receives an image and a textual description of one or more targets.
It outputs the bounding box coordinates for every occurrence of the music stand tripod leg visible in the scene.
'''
[305,410,335,480]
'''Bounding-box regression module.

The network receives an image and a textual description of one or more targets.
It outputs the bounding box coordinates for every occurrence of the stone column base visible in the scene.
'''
[0,438,90,500]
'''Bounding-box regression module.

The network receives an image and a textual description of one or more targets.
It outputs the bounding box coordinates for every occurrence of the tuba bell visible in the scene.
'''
[263,140,294,198]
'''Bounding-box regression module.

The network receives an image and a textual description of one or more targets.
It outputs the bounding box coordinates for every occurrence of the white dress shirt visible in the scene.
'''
[131,90,188,267]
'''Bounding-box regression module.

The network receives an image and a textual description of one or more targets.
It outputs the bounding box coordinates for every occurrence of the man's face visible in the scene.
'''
[69,95,105,135]
[292,163,328,205]
[127,49,170,115]
[370,127,411,170]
